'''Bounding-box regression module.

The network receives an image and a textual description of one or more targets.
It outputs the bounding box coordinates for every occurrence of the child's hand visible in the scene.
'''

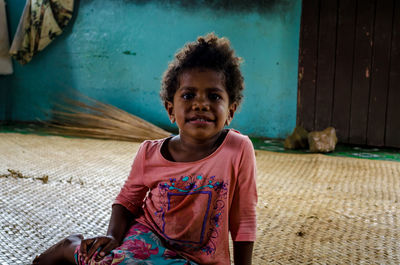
[79,235,119,263]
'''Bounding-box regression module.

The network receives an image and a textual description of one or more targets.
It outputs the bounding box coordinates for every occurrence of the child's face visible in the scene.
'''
[165,68,237,142]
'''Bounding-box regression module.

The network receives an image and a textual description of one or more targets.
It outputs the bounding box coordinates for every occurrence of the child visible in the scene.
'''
[33,33,257,265]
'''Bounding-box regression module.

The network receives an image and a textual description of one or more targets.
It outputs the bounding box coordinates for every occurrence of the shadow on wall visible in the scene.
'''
[81,0,295,14]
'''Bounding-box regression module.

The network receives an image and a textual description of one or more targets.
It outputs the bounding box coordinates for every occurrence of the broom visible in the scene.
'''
[42,94,171,142]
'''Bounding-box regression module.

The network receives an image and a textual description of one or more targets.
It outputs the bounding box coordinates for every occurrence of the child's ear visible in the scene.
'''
[225,102,238,126]
[165,101,175,123]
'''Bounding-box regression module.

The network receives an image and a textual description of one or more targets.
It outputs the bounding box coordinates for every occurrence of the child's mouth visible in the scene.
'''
[188,117,213,124]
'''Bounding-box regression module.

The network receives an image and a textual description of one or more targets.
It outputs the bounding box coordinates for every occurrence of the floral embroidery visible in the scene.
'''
[155,174,229,256]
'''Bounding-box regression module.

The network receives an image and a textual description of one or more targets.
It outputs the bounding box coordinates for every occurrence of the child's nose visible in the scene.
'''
[192,97,210,111]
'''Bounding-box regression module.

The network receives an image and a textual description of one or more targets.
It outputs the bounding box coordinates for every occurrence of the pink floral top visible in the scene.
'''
[114,129,258,264]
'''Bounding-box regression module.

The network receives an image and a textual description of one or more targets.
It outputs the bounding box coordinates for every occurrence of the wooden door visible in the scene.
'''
[297,0,400,148]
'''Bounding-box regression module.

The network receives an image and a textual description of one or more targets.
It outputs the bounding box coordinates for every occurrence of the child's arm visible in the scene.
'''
[233,241,254,265]
[106,204,135,242]
[80,204,135,262]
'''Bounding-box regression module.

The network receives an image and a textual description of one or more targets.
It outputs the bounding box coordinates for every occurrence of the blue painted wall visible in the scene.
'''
[0,0,301,138]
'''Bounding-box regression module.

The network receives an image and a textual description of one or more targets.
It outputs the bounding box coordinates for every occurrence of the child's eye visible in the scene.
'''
[182,93,195,100]
[209,93,221,101]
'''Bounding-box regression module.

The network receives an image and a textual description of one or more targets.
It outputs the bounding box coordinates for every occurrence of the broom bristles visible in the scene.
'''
[43,95,171,142]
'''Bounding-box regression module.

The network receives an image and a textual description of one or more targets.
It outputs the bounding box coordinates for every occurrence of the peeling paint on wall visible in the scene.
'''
[123,51,137,56]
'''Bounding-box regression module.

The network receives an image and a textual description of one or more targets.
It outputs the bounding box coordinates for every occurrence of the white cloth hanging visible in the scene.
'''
[0,0,13,75]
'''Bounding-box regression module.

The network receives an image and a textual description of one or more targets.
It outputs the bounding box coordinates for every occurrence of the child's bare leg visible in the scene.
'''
[32,234,83,265]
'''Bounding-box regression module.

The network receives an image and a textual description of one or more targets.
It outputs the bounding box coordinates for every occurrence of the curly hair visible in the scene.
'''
[160,33,244,106]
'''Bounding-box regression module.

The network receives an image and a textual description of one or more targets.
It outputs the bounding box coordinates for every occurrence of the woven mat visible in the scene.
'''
[1,133,399,264]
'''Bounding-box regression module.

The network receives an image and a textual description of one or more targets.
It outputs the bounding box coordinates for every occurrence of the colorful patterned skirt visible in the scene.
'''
[74,223,197,265]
